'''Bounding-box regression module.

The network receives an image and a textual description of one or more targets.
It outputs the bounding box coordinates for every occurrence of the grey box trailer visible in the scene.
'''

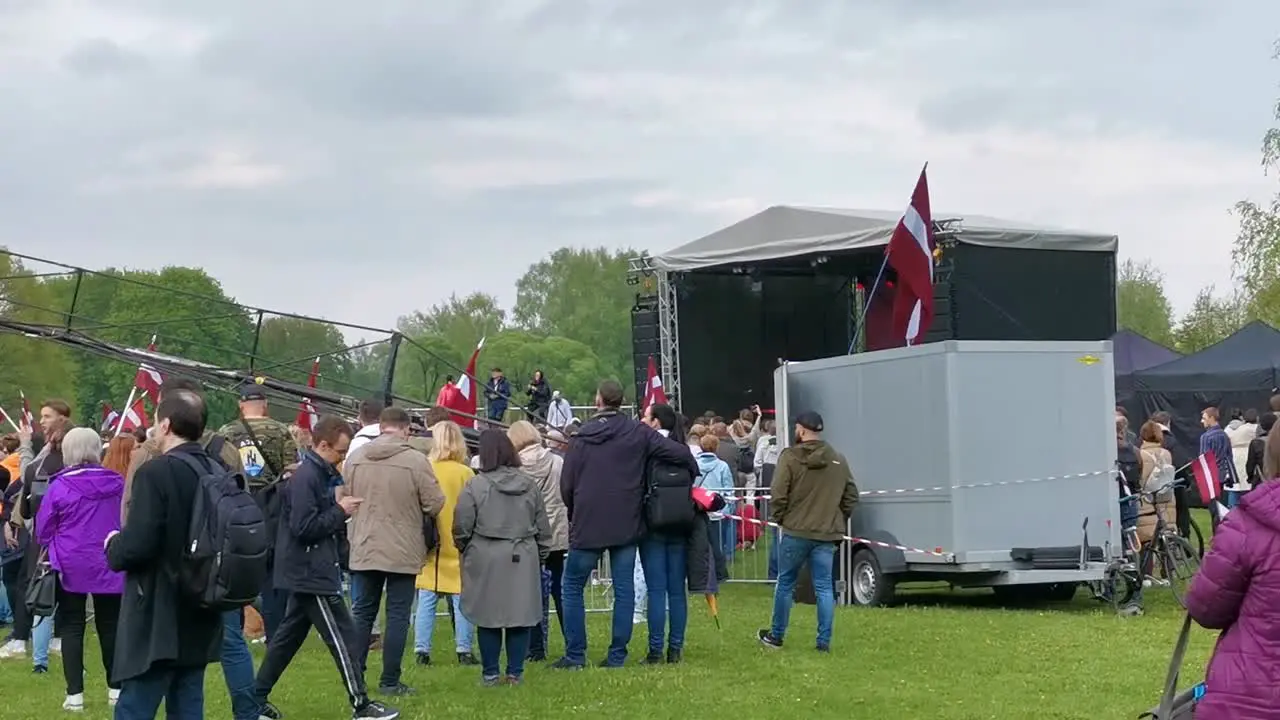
[772,340,1122,606]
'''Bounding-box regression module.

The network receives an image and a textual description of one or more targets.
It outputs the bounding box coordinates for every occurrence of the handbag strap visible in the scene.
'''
[1157,614,1194,715]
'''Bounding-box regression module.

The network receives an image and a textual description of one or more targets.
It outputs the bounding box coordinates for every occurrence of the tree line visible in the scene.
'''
[1118,43,1279,353]
[0,247,639,427]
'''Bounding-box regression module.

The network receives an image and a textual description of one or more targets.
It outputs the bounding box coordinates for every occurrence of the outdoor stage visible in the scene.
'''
[630,206,1119,415]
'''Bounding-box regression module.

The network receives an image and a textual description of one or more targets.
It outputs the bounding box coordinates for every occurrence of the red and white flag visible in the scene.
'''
[450,337,485,429]
[887,165,935,345]
[101,403,119,431]
[20,391,33,428]
[295,357,320,432]
[642,356,668,411]
[133,335,164,404]
[1192,450,1231,518]
[119,397,149,432]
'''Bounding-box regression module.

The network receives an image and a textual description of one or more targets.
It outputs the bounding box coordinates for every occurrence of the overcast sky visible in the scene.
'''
[1,0,1277,335]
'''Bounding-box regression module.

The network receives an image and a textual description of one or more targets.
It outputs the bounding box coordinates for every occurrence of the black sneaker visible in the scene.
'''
[641,652,664,665]
[353,700,399,719]
[415,652,430,666]
[377,683,415,697]
[815,644,830,653]
[550,657,585,671]
[456,651,479,666]
[597,658,624,669]
[32,664,48,674]
[666,649,683,664]
[757,629,783,649]
[259,702,284,720]
[526,649,547,662]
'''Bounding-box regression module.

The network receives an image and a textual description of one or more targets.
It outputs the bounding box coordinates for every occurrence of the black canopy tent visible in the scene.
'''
[1129,321,1280,450]
[1112,329,1181,407]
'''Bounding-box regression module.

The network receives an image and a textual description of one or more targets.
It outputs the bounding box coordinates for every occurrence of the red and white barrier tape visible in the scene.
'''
[729,468,1116,500]
[724,512,953,559]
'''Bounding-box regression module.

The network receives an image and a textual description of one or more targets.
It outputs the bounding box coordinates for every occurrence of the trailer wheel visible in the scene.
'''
[850,549,896,607]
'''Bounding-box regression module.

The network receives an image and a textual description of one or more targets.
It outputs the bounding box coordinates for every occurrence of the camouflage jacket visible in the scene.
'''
[216,416,298,491]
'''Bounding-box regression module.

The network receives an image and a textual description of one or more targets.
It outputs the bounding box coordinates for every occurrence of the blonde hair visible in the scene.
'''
[62,427,103,466]
[507,420,542,452]
[429,421,468,464]
[700,434,720,453]
[688,423,708,441]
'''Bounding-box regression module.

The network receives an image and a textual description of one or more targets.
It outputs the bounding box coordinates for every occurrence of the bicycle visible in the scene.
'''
[1133,480,1202,607]
[1091,480,1202,610]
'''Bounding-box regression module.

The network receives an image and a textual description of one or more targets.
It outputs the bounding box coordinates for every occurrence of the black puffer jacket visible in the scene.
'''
[686,512,728,594]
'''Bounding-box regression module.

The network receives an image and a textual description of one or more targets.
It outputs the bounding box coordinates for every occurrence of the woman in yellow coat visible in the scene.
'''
[414,421,478,666]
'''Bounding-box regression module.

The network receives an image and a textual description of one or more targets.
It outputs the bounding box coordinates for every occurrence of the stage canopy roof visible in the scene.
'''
[652,205,1119,272]
[1112,329,1181,375]
[1133,321,1280,391]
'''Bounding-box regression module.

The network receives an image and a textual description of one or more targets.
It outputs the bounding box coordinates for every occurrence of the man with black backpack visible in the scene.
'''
[122,377,261,720]
[106,390,227,718]
[254,415,400,720]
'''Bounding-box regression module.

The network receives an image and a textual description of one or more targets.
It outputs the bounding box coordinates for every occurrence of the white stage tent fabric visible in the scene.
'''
[652,205,1119,272]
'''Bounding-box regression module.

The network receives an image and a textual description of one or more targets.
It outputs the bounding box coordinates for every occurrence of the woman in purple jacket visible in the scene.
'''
[35,427,125,713]
[1184,428,1280,719]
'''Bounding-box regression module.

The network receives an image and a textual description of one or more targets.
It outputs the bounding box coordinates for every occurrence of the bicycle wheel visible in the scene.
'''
[1159,534,1201,608]
[1185,517,1205,559]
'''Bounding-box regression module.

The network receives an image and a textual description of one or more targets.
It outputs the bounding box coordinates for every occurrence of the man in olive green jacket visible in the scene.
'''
[759,411,857,653]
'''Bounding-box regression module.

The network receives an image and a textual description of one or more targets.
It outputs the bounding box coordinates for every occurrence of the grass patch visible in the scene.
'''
[0,511,1217,719]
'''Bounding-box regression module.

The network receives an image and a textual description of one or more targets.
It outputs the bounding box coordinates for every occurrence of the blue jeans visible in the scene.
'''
[415,590,474,654]
[719,518,736,567]
[113,665,205,720]
[222,610,259,720]
[561,545,636,666]
[639,535,688,654]
[477,626,530,679]
[32,614,53,667]
[767,528,780,580]
[770,534,836,648]
[0,580,11,624]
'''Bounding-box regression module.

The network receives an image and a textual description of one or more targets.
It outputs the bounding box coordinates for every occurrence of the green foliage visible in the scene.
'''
[44,266,253,426]
[513,247,636,383]
[0,255,78,419]
[1232,40,1280,331]
[1174,285,1248,354]
[1116,259,1176,347]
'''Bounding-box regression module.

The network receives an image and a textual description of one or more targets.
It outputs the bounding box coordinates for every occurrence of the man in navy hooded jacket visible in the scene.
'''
[553,380,697,669]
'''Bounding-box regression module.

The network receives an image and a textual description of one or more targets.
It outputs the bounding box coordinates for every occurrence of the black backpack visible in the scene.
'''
[171,451,270,611]
[1116,442,1143,494]
[736,443,755,474]
[644,461,696,533]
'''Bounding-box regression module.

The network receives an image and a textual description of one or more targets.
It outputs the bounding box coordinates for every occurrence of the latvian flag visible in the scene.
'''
[119,397,149,433]
[101,403,120,432]
[1192,450,1231,520]
[295,357,320,432]
[642,356,668,411]
[134,335,164,404]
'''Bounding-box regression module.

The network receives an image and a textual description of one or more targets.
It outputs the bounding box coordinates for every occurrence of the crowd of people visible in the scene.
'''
[0,377,858,719]
[1114,400,1280,719]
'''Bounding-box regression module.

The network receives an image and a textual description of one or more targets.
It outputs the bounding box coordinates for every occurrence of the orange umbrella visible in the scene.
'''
[705,593,720,629]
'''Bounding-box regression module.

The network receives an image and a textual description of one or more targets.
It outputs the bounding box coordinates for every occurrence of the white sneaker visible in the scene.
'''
[50,638,62,655]
[0,639,27,659]
[108,688,120,707]
[62,693,84,712]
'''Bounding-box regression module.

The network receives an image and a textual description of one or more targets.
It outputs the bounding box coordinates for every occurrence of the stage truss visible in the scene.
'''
[0,249,503,426]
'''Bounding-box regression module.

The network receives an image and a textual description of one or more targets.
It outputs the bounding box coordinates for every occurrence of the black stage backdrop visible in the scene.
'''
[677,272,851,416]
[671,244,1115,417]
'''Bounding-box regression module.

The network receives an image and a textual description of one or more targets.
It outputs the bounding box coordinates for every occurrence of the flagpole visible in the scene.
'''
[848,251,891,354]
[0,406,20,433]
[113,386,138,438]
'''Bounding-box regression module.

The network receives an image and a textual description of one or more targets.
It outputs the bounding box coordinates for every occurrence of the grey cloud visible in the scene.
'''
[61,39,149,78]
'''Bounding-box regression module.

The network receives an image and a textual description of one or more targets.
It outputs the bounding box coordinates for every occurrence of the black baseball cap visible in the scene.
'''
[239,382,268,402]
[795,411,824,433]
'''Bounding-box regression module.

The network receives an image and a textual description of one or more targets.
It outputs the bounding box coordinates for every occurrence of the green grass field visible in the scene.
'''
[0,511,1217,720]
